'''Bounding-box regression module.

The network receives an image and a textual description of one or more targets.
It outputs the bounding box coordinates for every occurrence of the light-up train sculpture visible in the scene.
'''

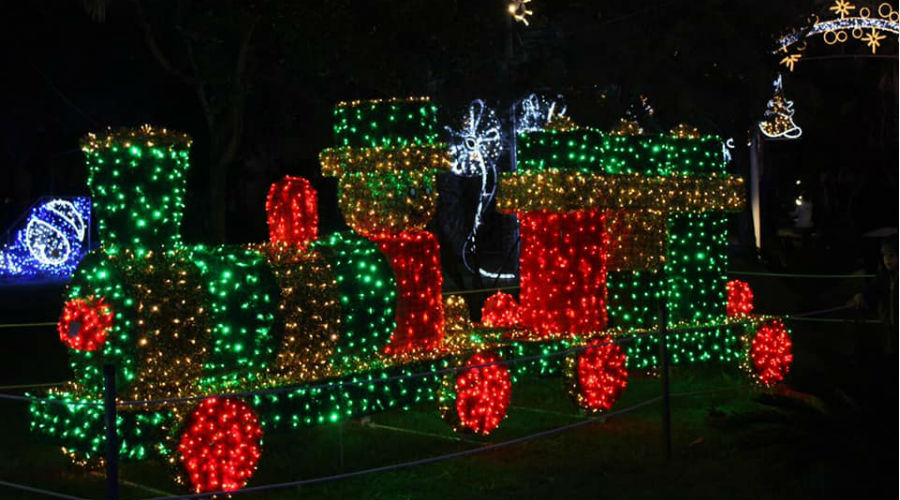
[29,98,793,494]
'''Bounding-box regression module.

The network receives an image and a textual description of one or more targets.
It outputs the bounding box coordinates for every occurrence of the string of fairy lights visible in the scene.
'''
[444,95,570,281]
[445,99,505,280]
[758,74,803,140]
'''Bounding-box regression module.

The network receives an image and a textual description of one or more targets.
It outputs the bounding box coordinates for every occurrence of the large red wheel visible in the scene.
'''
[440,351,512,435]
[566,338,628,412]
[746,319,793,387]
[177,397,263,494]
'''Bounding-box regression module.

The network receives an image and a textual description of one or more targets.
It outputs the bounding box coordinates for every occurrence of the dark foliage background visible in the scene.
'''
[1,0,896,272]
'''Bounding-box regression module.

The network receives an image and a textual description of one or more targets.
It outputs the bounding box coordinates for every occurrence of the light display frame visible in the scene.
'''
[774,1,899,72]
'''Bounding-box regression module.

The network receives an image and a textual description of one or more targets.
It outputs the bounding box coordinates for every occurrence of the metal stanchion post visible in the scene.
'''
[338,420,345,471]
[102,364,119,500]
[660,296,672,461]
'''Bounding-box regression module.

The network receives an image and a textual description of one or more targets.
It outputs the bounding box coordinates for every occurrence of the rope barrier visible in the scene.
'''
[766,304,884,324]
[0,332,654,407]
[439,270,878,298]
[0,321,56,329]
[510,405,583,419]
[442,285,520,296]
[0,383,781,500]
[136,396,662,500]
[116,332,655,408]
[0,320,771,407]
[728,270,875,279]
[0,392,76,405]
[1,380,761,500]
[780,303,886,324]
[787,304,853,318]
[88,471,176,497]
[359,421,485,444]
[126,384,752,500]
[0,480,94,500]
[0,381,66,391]
[0,265,884,499]
[785,316,882,324]
[0,311,873,407]
[0,344,774,500]
[669,384,752,399]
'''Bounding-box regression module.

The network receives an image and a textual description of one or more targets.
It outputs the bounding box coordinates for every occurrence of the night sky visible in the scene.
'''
[2,0,896,257]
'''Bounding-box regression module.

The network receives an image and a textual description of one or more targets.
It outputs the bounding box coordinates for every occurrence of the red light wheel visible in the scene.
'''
[58,296,113,351]
[566,338,628,412]
[440,351,512,435]
[746,319,793,387]
[177,397,263,494]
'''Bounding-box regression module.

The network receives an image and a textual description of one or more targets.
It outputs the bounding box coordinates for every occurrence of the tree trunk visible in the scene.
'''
[131,0,256,244]
[207,151,228,244]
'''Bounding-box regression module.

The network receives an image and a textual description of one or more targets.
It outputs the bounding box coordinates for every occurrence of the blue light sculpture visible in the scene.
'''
[0,197,91,281]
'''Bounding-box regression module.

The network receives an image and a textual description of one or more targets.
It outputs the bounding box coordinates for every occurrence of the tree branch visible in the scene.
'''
[221,15,260,166]
[131,0,196,86]
[184,36,214,133]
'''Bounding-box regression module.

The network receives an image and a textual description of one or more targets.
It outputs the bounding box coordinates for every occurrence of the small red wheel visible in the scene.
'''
[746,319,793,386]
[566,338,628,412]
[440,351,512,435]
[177,397,263,494]
[58,296,114,351]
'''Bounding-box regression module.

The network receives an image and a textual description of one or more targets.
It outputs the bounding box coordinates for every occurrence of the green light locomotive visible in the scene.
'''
[30,99,791,494]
